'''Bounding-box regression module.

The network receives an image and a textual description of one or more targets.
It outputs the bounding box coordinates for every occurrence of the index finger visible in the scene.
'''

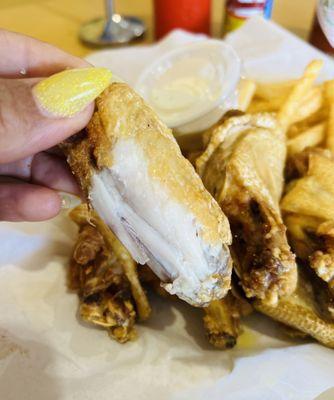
[0,29,91,78]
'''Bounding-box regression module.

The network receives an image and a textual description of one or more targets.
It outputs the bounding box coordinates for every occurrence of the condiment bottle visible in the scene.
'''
[154,0,211,40]
[223,0,274,34]
[309,1,334,56]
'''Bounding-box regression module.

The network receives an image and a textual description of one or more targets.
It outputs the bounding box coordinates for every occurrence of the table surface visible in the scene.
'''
[0,0,317,57]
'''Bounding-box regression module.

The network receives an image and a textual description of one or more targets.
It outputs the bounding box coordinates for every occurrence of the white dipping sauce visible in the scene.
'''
[135,41,241,132]
[148,57,222,127]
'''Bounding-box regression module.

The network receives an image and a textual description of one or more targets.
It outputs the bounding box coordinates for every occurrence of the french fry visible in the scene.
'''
[287,106,327,138]
[255,80,296,101]
[289,86,323,125]
[324,80,334,153]
[247,80,296,114]
[287,122,325,156]
[237,79,256,112]
[247,97,283,113]
[277,60,323,132]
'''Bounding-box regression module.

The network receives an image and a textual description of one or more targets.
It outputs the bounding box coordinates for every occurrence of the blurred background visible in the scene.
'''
[0,0,319,56]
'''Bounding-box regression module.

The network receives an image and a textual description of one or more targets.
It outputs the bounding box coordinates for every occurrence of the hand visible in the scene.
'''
[0,30,95,222]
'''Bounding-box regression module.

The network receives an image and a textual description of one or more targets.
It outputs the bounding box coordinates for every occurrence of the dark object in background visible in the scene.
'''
[79,0,145,47]
[154,0,211,40]
[309,13,334,56]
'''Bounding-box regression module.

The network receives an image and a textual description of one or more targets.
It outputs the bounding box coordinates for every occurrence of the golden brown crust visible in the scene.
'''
[80,294,137,343]
[66,82,231,247]
[63,137,94,197]
[198,114,297,305]
[88,105,114,169]
[254,271,334,348]
[72,224,104,265]
[69,204,152,342]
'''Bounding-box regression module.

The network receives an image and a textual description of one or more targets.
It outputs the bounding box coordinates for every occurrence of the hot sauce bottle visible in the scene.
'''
[154,0,211,40]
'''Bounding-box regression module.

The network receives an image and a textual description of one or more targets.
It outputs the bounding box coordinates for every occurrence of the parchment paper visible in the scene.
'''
[1,18,334,400]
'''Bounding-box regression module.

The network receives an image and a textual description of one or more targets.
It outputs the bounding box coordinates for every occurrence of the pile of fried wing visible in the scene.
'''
[68,60,334,349]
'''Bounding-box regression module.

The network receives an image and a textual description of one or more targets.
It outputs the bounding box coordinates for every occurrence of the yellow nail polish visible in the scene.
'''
[33,67,112,117]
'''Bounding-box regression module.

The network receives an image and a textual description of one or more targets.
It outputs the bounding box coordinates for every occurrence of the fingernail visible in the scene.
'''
[33,67,112,117]
[59,192,82,209]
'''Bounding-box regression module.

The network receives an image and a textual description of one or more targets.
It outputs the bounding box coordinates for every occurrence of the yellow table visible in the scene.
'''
[0,0,317,57]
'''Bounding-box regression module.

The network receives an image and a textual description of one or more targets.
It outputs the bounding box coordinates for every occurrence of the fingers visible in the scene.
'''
[0,31,112,164]
[0,156,33,180]
[0,152,80,194]
[0,78,94,163]
[31,153,80,194]
[0,182,61,222]
[0,29,91,78]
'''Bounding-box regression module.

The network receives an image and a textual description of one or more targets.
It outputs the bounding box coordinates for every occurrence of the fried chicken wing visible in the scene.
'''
[197,114,297,306]
[254,270,334,348]
[69,204,151,342]
[65,83,232,307]
[80,290,137,343]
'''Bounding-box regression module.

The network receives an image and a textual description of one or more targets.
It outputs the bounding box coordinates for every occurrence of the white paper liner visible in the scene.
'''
[1,18,334,399]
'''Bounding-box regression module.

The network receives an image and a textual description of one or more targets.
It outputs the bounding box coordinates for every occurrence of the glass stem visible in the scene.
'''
[105,0,114,22]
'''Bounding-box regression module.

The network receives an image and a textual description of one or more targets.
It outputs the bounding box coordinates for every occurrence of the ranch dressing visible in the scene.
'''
[148,57,222,127]
[135,40,241,132]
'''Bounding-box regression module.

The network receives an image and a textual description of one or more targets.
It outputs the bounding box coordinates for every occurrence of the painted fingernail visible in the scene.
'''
[33,67,112,117]
[59,192,82,209]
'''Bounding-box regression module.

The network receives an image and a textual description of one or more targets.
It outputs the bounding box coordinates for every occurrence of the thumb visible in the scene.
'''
[0,68,112,164]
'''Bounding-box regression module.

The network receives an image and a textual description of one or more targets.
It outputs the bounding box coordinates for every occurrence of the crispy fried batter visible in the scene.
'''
[197,114,297,305]
[80,291,137,343]
[72,224,104,266]
[310,222,334,288]
[70,204,152,321]
[69,204,152,342]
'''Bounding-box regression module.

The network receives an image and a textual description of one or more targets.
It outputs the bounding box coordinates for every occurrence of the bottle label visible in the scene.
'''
[318,0,334,47]
[224,0,274,33]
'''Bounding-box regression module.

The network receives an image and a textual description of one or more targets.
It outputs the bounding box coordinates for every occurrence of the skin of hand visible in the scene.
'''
[0,29,95,222]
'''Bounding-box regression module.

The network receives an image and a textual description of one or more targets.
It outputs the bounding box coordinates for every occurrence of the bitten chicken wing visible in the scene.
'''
[197,113,297,305]
[65,83,232,307]
[69,204,151,342]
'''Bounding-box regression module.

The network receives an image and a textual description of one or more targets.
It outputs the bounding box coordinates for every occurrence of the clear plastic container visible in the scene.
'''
[135,40,241,136]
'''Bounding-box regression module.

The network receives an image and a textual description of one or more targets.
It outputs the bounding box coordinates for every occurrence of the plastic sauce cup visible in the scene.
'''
[135,40,241,142]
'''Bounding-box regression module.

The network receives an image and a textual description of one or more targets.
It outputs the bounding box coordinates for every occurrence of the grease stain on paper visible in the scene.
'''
[0,331,28,360]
